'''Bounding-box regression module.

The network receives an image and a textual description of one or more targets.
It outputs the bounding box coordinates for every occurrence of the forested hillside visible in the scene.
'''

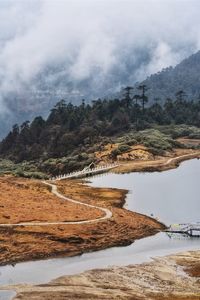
[0,88,200,167]
[139,51,200,103]
[1,51,200,139]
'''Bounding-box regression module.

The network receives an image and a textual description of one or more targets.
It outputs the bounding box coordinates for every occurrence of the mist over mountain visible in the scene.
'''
[0,0,200,138]
[139,51,200,103]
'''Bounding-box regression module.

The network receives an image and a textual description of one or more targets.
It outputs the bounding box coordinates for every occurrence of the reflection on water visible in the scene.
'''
[0,232,199,286]
[0,159,199,286]
[90,159,200,225]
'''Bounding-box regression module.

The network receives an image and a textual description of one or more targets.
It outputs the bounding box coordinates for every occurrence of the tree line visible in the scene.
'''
[0,86,199,162]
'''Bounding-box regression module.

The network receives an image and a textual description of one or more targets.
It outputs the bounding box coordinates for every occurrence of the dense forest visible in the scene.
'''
[0,86,200,166]
[140,50,200,103]
[1,50,200,140]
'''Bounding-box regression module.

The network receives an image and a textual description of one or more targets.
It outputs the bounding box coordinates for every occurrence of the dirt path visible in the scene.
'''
[115,150,200,173]
[0,152,199,228]
[0,181,112,227]
[163,152,200,165]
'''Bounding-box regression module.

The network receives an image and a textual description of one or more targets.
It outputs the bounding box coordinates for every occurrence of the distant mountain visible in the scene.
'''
[139,51,200,103]
[1,50,200,139]
[0,48,151,139]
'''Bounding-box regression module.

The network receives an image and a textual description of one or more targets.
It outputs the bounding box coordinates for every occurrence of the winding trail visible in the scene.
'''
[163,152,200,166]
[0,152,199,228]
[0,181,112,227]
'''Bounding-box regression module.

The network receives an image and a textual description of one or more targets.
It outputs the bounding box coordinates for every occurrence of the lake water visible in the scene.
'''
[0,159,199,291]
[90,158,200,226]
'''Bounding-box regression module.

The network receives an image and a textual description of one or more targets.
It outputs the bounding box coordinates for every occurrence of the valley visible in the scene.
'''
[0,1,200,299]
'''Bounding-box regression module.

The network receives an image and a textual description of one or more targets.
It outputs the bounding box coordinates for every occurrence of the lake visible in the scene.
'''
[0,158,199,291]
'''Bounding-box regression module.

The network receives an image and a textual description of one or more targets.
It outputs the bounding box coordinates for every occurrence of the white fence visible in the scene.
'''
[51,163,119,181]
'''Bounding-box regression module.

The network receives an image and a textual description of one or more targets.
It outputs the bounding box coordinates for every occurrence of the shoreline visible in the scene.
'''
[0,178,164,267]
[113,149,200,174]
[0,149,199,267]
[2,250,200,300]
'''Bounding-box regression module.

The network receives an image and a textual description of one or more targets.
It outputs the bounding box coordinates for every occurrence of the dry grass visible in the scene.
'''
[0,176,103,223]
[0,176,163,266]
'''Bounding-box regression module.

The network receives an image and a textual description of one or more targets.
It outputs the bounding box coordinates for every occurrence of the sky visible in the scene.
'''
[0,0,200,131]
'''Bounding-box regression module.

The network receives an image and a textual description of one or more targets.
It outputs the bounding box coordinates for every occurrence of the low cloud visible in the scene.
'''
[0,0,200,132]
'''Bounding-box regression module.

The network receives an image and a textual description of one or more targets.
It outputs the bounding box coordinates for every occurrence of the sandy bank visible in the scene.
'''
[2,250,199,300]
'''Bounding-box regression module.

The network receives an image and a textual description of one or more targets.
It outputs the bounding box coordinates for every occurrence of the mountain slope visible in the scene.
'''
[1,50,200,139]
[140,51,200,102]
[0,96,200,171]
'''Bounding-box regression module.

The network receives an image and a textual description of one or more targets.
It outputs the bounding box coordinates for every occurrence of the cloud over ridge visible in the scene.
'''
[0,0,200,135]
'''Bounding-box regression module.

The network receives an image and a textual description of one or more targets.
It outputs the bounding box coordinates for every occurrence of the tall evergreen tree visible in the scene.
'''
[138,84,148,113]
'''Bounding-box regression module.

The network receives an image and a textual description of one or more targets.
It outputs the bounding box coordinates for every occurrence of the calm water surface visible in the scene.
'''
[90,158,200,225]
[0,159,199,288]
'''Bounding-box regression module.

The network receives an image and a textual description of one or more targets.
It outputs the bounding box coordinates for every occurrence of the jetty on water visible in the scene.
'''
[166,223,200,237]
[51,162,119,181]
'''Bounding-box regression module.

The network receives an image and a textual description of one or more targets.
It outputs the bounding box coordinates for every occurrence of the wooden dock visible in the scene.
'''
[165,223,200,237]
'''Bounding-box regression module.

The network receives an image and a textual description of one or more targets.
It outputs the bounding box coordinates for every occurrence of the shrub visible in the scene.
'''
[110,148,121,158]
[157,124,200,139]
[78,153,88,161]
[118,144,132,153]
[189,132,200,139]
[126,139,137,146]
[134,129,176,153]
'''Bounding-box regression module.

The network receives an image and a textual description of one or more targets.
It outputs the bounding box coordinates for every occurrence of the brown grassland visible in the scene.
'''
[0,176,163,266]
[0,144,200,299]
